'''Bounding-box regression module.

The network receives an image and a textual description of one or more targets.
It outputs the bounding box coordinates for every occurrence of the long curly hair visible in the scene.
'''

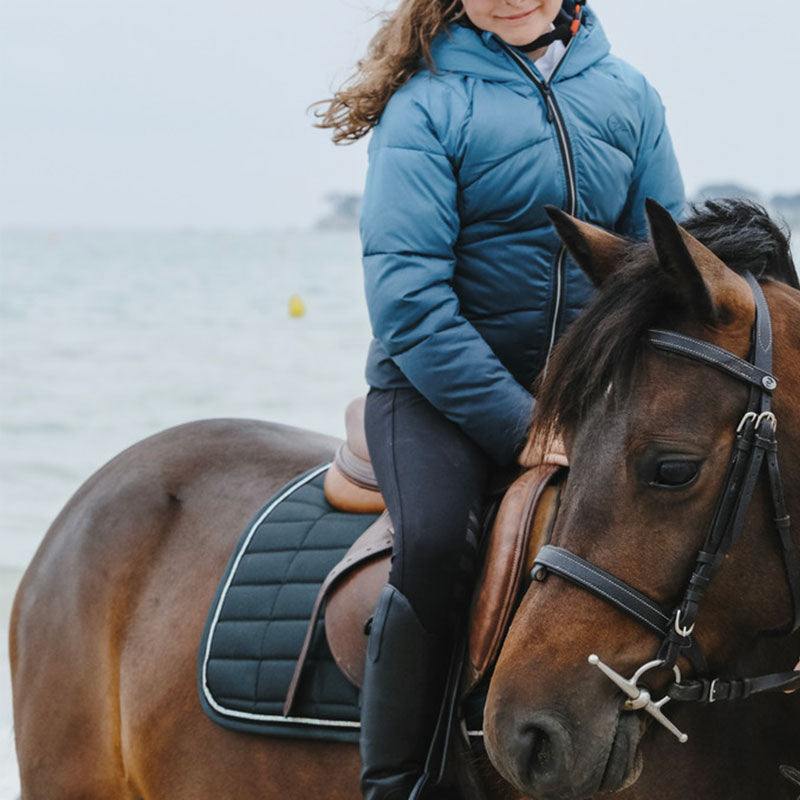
[314,0,464,143]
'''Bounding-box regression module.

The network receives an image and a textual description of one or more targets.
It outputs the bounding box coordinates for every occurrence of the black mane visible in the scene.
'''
[533,199,797,437]
[682,199,797,289]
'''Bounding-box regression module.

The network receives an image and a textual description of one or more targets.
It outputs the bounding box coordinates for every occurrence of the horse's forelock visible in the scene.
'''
[531,248,675,445]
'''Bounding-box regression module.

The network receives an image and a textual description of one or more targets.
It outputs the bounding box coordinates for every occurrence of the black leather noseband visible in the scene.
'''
[533,272,800,703]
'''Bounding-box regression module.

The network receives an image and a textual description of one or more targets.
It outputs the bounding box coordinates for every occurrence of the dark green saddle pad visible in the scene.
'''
[197,464,379,742]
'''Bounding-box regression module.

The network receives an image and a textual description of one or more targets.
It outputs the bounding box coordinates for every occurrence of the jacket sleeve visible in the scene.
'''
[361,87,534,465]
[615,81,685,238]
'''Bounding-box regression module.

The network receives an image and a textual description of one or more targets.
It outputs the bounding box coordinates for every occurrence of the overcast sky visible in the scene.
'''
[1,0,798,229]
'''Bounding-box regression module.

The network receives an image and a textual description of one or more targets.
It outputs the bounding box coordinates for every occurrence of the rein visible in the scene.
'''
[532,272,800,742]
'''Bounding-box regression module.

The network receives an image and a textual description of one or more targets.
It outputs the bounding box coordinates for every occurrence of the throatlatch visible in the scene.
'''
[532,272,800,743]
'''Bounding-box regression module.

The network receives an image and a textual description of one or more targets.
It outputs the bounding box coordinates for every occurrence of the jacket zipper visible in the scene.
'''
[499,40,578,360]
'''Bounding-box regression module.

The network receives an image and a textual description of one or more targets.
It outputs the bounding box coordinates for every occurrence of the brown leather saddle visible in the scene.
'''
[284,397,567,715]
[322,396,385,514]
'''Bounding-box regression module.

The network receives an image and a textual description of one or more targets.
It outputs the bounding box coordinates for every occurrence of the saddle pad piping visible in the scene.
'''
[198,463,364,728]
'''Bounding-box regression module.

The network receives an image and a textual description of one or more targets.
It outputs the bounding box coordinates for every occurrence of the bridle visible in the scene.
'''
[531,272,800,743]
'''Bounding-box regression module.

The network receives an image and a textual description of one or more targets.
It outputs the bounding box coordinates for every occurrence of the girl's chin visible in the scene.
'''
[496,29,544,46]
[492,19,549,46]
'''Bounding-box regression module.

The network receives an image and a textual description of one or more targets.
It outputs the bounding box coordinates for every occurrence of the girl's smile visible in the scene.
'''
[463,0,562,46]
[495,7,538,22]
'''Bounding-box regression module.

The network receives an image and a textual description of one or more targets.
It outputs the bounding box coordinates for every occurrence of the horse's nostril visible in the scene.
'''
[515,715,570,787]
[527,725,553,773]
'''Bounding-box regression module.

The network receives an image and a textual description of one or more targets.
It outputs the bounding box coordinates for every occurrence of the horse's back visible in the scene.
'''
[10,418,352,800]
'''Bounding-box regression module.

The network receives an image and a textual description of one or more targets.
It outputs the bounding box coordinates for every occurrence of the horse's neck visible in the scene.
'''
[737,623,800,677]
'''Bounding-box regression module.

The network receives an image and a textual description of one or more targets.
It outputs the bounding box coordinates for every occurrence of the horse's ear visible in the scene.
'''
[644,198,754,324]
[545,206,627,287]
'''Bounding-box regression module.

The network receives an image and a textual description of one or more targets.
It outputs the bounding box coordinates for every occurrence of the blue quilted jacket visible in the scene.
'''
[361,5,684,465]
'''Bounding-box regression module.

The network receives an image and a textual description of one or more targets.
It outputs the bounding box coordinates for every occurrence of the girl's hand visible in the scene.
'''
[518,431,568,468]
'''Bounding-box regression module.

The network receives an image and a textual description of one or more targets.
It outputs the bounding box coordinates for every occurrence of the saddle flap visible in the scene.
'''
[465,464,564,691]
[284,511,392,712]
[295,455,566,704]
[325,546,392,687]
[318,464,565,695]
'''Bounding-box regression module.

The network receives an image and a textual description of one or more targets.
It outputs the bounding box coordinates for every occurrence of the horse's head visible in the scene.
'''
[484,201,800,799]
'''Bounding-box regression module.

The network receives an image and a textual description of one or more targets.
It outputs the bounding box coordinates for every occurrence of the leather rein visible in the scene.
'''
[532,272,800,742]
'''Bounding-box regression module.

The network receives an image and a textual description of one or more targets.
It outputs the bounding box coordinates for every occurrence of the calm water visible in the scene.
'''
[0,227,372,795]
[1,225,797,794]
[1,228,372,567]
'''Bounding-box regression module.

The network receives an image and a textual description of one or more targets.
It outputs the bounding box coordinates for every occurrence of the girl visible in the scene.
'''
[318,1,684,797]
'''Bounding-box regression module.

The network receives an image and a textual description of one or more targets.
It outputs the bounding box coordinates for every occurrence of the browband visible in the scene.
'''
[646,330,777,393]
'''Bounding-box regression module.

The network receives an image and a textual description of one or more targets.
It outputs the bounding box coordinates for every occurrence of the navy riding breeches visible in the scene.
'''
[363,387,491,636]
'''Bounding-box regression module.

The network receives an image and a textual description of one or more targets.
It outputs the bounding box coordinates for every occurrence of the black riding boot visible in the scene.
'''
[360,584,450,800]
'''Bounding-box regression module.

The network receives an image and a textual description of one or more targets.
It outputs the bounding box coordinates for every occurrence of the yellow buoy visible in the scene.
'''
[288,293,306,318]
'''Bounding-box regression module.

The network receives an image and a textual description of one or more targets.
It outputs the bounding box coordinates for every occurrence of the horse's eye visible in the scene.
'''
[652,460,700,488]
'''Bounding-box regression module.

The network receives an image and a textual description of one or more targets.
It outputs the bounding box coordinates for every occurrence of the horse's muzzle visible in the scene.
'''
[486,703,643,800]
[486,707,582,799]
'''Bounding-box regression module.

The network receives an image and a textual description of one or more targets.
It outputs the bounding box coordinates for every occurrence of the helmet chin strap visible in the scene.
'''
[517,1,585,52]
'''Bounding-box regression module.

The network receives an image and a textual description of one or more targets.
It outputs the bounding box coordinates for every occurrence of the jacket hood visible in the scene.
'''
[429,2,610,84]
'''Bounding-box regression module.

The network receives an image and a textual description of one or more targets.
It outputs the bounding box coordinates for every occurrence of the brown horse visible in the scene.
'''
[485,201,800,799]
[9,200,800,799]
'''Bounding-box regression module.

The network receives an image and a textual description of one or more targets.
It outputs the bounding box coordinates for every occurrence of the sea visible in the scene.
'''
[0,227,371,796]
[1,224,797,795]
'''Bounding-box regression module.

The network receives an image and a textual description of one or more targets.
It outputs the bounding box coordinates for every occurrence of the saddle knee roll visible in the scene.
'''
[324,397,386,513]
